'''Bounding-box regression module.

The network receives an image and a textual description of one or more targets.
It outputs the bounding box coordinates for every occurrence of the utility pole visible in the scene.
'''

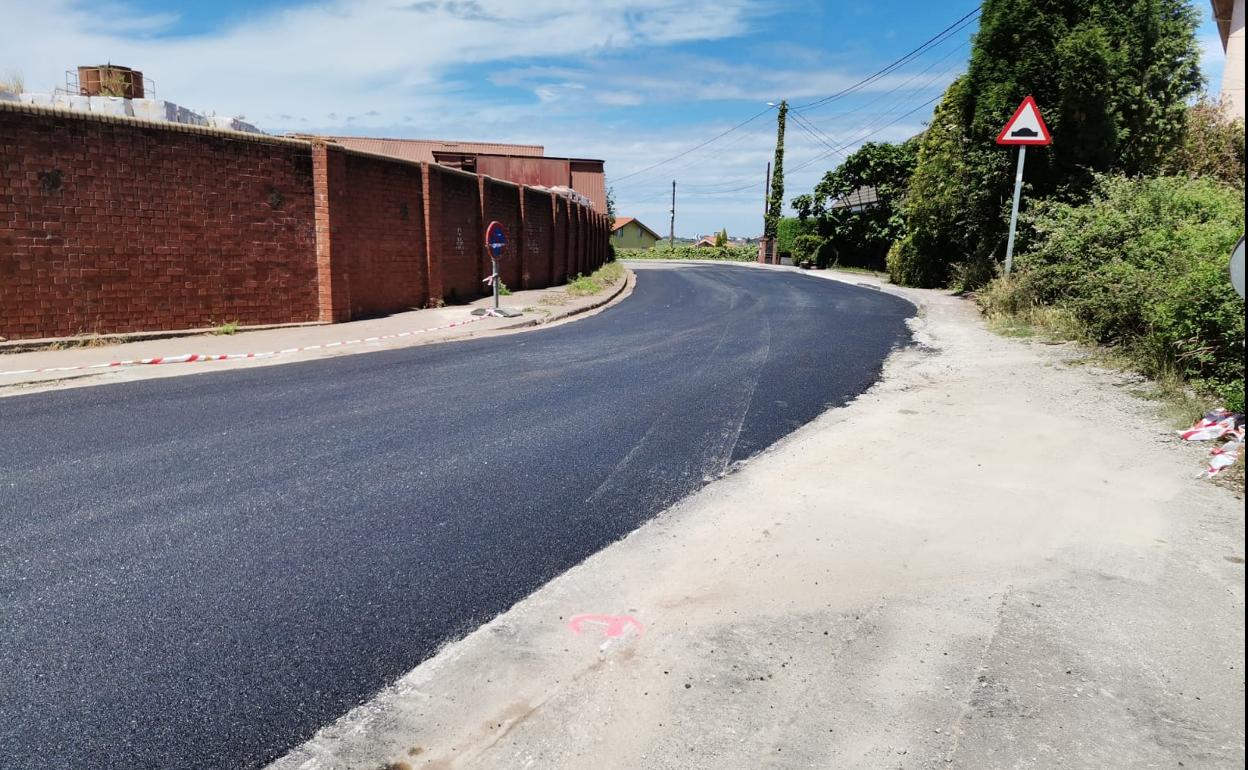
[669,179,676,250]
[764,100,787,241]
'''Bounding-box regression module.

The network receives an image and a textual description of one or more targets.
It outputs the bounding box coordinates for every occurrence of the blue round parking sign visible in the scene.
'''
[485,221,508,259]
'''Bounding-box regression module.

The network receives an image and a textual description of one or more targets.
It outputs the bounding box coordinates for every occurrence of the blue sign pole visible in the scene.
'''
[485,221,507,311]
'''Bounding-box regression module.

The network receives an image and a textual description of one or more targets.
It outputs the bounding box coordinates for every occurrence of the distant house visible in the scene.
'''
[694,236,718,247]
[611,216,662,249]
[829,186,879,213]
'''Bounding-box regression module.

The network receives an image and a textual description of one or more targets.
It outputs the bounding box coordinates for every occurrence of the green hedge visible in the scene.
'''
[618,245,757,262]
[980,174,1245,411]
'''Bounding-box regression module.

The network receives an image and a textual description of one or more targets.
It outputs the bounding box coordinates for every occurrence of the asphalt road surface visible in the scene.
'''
[0,264,913,769]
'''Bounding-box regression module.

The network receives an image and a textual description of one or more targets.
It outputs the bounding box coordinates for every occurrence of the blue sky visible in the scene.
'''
[1,1,1228,237]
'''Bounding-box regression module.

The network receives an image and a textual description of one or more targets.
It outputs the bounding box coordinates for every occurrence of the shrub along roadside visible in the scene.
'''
[977,174,1245,413]
[617,245,757,262]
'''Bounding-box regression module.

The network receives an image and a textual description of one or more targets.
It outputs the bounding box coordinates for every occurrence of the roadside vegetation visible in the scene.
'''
[790,140,918,271]
[788,0,1244,424]
[618,244,757,262]
[979,175,1244,412]
[209,320,242,336]
[562,262,626,298]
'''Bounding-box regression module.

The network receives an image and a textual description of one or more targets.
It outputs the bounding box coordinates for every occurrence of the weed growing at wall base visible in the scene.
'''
[565,262,624,297]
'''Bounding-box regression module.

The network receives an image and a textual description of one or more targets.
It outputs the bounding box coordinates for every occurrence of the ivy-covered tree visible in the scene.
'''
[764,100,788,240]
[890,0,1203,288]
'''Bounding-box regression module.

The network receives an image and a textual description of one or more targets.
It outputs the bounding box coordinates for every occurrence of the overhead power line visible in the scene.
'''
[792,6,980,113]
[609,6,980,190]
[788,92,945,175]
[789,50,969,172]
[610,107,775,184]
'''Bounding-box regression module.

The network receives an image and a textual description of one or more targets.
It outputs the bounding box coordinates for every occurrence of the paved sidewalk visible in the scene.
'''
[0,272,632,397]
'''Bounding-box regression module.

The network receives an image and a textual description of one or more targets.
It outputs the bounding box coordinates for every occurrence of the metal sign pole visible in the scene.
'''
[1004,145,1027,275]
[492,257,500,310]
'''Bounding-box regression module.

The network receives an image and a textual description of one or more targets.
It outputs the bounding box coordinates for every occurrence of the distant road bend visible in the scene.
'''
[0,263,914,769]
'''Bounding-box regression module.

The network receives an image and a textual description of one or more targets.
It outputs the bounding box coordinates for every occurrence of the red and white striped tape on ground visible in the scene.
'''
[0,315,486,378]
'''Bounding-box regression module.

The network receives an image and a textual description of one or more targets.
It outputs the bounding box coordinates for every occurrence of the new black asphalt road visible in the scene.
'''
[0,264,913,769]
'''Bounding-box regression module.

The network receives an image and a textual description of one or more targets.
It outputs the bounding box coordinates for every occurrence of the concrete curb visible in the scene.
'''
[0,321,329,355]
[1,273,635,357]
[0,270,637,395]
[497,268,634,330]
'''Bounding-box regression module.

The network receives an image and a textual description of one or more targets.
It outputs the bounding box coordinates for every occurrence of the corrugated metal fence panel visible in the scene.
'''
[477,156,570,188]
[326,137,544,164]
[570,169,606,212]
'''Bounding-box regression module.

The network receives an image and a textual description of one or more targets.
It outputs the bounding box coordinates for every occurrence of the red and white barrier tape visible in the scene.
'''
[0,315,485,377]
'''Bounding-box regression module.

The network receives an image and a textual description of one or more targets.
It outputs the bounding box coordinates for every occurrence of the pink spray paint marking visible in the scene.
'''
[567,614,644,639]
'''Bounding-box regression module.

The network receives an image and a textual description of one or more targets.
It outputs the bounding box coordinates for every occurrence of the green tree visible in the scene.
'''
[714,228,729,247]
[764,100,788,240]
[1162,97,1246,188]
[891,0,1203,288]
[775,216,815,255]
[791,139,919,270]
[888,77,977,286]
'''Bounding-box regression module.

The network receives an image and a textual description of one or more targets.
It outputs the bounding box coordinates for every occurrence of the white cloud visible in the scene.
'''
[0,0,953,235]
[0,0,760,129]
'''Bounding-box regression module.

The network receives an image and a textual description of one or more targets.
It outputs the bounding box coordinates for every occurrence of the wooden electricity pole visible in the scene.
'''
[669,180,676,250]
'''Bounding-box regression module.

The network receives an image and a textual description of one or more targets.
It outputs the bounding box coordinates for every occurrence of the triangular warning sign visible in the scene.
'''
[996,95,1052,145]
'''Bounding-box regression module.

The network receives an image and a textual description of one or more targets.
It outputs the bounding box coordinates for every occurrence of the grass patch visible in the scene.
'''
[45,335,116,351]
[987,314,1036,338]
[565,262,625,297]
[566,274,603,296]
[825,265,890,280]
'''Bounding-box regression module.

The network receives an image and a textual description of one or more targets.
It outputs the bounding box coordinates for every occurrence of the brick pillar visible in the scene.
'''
[570,203,580,278]
[312,142,350,322]
[549,193,559,285]
[517,184,528,289]
[589,210,598,269]
[477,174,488,293]
[421,163,443,304]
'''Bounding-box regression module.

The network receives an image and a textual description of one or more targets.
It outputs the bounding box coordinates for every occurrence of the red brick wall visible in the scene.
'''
[571,204,584,278]
[552,196,569,285]
[328,148,427,318]
[424,163,481,304]
[0,105,318,340]
[522,188,553,289]
[0,105,613,338]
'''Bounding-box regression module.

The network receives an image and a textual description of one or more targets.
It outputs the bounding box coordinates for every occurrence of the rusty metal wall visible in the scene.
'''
[324,137,544,164]
[570,169,606,213]
[477,156,570,188]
